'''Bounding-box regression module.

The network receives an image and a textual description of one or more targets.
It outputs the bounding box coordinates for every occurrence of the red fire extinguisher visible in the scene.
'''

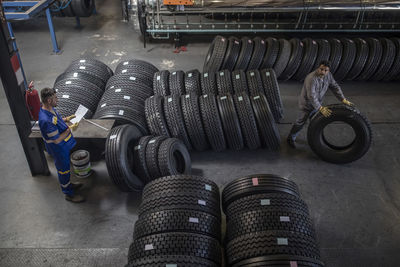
[25,81,41,121]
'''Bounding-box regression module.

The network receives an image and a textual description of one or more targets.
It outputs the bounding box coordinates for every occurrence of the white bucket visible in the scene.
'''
[71,150,93,178]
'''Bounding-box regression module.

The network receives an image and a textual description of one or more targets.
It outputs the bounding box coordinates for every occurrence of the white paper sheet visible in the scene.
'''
[70,105,88,124]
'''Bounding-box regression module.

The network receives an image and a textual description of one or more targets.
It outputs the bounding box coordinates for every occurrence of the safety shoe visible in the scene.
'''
[287,136,296,149]
[65,194,86,203]
[71,182,83,191]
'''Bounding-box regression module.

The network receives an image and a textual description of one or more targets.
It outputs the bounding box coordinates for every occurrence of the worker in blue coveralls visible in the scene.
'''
[38,88,85,203]
[287,60,354,148]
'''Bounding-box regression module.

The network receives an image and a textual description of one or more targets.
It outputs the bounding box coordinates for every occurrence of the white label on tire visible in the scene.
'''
[79,59,86,63]
[204,73,208,77]
[124,96,130,100]
[253,96,260,100]
[62,95,69,99]
[101,103,107,108]
[189,217,199,223]
[188,73,192,78]
[266,72,270,76]
[115,89,121,92]
[109,134,117,139]
[157,75,160,81]
[185,94,190,98]
[313,40,316,44]
[349,39,353,43]
[149,139,156,144]
[79,66,86,70]
[290,262,298,267]
[119,110,124,115]
[220,96,227,100]
[277,238,288,245]
[280,216,290,222]
[134,145,141,150]
[172,72,176,75]
[234,40,239,44]
[260,199,270,205]
[238,96,243,101]
[203,94,208,98]
[222,38,225,42]
[198,200,206,206]
[110,86,114,89]
[73,72,78,77]
[168,97,172,102]
[144,244,154,250]
[250,72,255,76]
[236,74,240,79]
[65,81,72,85]
[129,76,136,80]
[220,72,224,76]
[123,61,129,65]
[248,39,252,44]
[122,69,127,73]
[261,40,265,44]
[205,184,212,191]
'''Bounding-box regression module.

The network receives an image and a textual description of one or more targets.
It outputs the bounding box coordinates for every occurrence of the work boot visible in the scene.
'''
[71,182,83,191]
[287,136,296,149]
[65,194,85,203]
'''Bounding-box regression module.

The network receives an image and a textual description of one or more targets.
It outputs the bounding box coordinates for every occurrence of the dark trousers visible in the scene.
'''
[288,109,317,141]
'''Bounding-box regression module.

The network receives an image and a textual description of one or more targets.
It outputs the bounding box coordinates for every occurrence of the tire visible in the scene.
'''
[231,70,248,94]
[246,70,264,96]
[106,73,153,92]
[169,70,186,95]
[145,136,167,181]
[97,93,145,113]
[163,95,192,150]
[216,69,233,94]
[294,38,318,81]
[70,0,95,17]
[334,38,357,81]
[115,59,159,77]
[158,138,191,177]
[370,38,396,81]
[185,70,201,95]
[307,104,372,164]
[133,135,153,183]
[105,125,144,192]
[346,38,369,81]
[233,92,261,149]
[127,255,219,267]
[247,37,267,70]
[260,69,284,122]
[217,94,244,150]
[261,37,280,69]
[356,38,383,81]
[66,62,111,85]
[55,99,94,118]
[181,94,209,151]
[56,90,98,113]
[54,78,103,100]
[328,38,343,74]
[100,85,151,105]
[251,94,280,150]
[233,256,324,267]
[221,174,300,211]
[199,94,227,152]
[200,72,218,95]
[312,39,331,70]
[221,36,241,71]
[383,37,400,81]
[203,35,228,72]
[273,39,292,79]
[234,37,254,71]
[144,96,170,137]
[70,58,113,77]
[54,71,105,90]
[280,38,304,81]
[153,70,170,96]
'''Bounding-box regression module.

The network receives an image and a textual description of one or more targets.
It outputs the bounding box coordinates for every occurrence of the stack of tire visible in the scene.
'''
[204,35,400,81]
[93,59,159,135]
[222,174,324,267]
[105,125,192,192]
[52,0,95,17]
[127,175,222,267]
[145,68,282,152]
[54,58,112,119]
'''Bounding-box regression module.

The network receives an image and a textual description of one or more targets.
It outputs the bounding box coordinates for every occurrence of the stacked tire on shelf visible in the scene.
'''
[222,174,324,267]
[145,68,283,152]
[54,58,113,118]
[127,175,222,267]
[204,35,400,81]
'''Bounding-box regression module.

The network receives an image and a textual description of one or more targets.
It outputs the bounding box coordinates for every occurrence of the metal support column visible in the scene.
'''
[45,7,60,53]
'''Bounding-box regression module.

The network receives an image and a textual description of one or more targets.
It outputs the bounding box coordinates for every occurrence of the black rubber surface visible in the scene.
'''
[312,39,331,70]
[55,71,105,89]
[357,38,383,81]
[127,255,219,267]
[260,69,284,122]
[216,69,233,94]
[185,70,202,95]
[222,36,241,71]
[200,72,218,95]
[115,59,159,78]
[169,70,186,95]
[334,38,357,81]
[274,39,292,79]
[144,96,170,137]
[203,35,228,72]
[383,37,400,81]
[157,138,191,177]
[234,37,254,71]
[248,37,267,70]
[294,38,318,81]
[371,38,396,81]
[346,38,369,81]
[246,70,264,96]
[145,136,167,181]
[328,38,343,74]
[261,37,280,69]
[153,70,170,96]
[232,70,249,94]
[105,73,154,92]
[133,135,153,183]
[280,38,304,81]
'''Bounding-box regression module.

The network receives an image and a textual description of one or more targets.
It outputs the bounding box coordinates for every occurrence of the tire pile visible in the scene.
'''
[222,174,324,267]
[105,125,192,192]
[145,68,282,152]
[93,59,159,135]
[54,58,113,119]
[127,175,222,267]
[52,0,95,17]
[204,35,400,81]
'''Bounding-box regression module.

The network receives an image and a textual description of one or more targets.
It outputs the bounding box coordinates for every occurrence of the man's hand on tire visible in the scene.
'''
[342,98,354,106]
[319,106,332,117]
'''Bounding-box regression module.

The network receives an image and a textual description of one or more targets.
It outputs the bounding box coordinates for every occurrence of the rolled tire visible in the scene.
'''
[234,37,254,71]
[70,0,95,17]
[307,104,372,164]
[383,37,400,81]
[105,124,144,192]
[127,255,219,267]
[312,39,331,70]
[233,92,261,150]
[232,256,324,267]
[203,35,228,72]
[153,70,170,96]
[133,135,153,183]
[217,94,244,150]
[144,96,170,137]
[106,73,153,92]
[356,37,383,81]
[100,85,151,105]
[56,90,98,113]
[261,37,280,69]
[280,38,304,81]
[260,69,284,122]
[247,37,267,70]
[294,38,318,81]
[273,39,292,79]
[169,70,186,95]
[232,70,249,94]
[216,69,233,95]
[222,36,241,71]
[54,71,105,90]
[185,70,201,95]
[115,59,159,77]
[56,99,93,118]
[246,70,264,96]
[200,72,218,95]
[145,136,167,181]
[334,38,357,81]
[346,38,369,81]
[54,78,103,101]
[370,38,396,81]
[69,58,113,77]
[328,38,343,74]
[199,94,227,152]
[158,138,191,177]
[66,62,111,85]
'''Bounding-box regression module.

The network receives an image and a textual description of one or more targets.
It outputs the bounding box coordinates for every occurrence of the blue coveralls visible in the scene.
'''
[38,108,76,196]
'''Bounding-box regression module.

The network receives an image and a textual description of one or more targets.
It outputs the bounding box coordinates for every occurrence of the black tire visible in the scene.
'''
[328,38,343,74]
[100,85,151,105]
[370,38,396,81]
[128,233,222,265]
[127,255,219,267]
[233,256,324,267]
[144,96,170,137]
[234,37,254,71]
[145,136,167,181]
[346,38,369,81]
[356,37,383,81]
[69,58,113,77]
[203,35,228,72]
[280,38,304,81]
[383,37,400,81]
[55,99,94,118]
[158,138,191,177]
[261,37,280,69]
[66,62,111,85]
[133,209,220,239]
[199,94,227,152]
[251,94,280,150]
[105,73,153,92]
[163,95,192,150]
[233,92,261,149]
[247,37,267,70]
[273,39,292,79]
[54,71,105,90]
[334,38,357,81]
[216,69,233,94]
[56,90,98,113]
[54,78,104,101]
[133,135,153,183]
[169,70,186,95]
[185,70,201,95]
[200,72,218,95]
[153,70,170,96]
[307,104,372,164]
[246,70,264,96]
[260,69,284,122]
[70,0,95,17]
[105,125,144,192]
[312,39,331,70]
[221,174,300,211]
[232,70,249,94]
[115,59,159,77]
[294,38,318,81]
[181,94,209,151]
[221,37,241,71]
[217,94,244,150]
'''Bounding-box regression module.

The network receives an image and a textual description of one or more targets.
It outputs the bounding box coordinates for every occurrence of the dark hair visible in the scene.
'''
[40,88,56,103]
[319,60,331,68]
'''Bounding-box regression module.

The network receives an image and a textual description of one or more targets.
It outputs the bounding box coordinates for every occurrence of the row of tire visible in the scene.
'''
[204,35,400,81]
[51,0,95,17]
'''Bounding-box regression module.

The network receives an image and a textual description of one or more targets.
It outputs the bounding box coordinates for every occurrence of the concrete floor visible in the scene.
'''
[1,1,400,266]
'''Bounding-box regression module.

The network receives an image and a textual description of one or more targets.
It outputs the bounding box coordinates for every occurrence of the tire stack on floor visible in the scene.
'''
[93,59,159,135]
[222,174,324,267]
[52,0,96,17]
[127,175,222,267]
[145,68,282,152]
[204,35,400,81]
[54,58,113,118]
[105,125,192,192]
